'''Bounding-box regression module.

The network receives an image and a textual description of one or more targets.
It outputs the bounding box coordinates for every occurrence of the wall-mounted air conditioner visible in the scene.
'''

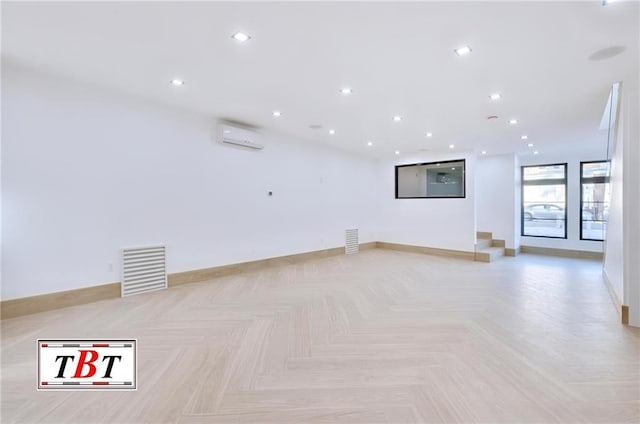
[218,123,264,150]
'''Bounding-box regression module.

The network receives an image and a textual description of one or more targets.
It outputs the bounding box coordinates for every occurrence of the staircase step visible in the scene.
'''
[475,246,505,263]
[477,231,492,240]
[492,239,506,248]
[475,239,492,250]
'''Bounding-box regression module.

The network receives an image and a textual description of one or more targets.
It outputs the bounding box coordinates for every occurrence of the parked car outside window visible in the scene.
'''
[523,204,564,221]
[524,203,593,221]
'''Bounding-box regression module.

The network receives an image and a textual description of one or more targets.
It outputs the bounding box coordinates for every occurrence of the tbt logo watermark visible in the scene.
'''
[37,339,137,390]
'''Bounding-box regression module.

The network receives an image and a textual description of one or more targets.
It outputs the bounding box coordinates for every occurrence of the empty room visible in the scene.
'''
[1,1,639,423]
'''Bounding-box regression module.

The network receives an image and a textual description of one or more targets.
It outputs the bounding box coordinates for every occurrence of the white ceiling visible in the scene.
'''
[2,1,638,158]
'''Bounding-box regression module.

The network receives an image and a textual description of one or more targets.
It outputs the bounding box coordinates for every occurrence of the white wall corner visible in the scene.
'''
[621,74,640,327]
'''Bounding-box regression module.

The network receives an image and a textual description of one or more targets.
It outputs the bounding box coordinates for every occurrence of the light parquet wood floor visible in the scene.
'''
[2,250,639,423]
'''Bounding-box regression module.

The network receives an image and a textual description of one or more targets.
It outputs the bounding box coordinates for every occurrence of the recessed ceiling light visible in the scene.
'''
[393,116,403,122]
[533,151,539,155]
[170,79,184,86]
[340,87,353,95]
[489,93,502,100]
[509,119,518,125]
[521,135,528,140]
[449,144,455,149]
[451,167,456,170]
[481,150,487,155]
[272,111,282,117]
[328,129,336,135]
[395,150,400,155]
[231,32,251,42]
[527,143,534,147]
[367,141,373,146]
[223,130,231,134]
[426,132,433,138]
[454,45,472,56]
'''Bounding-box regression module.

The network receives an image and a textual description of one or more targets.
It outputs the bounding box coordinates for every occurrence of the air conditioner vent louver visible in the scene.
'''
[222,137,264,150]
[121,245,167,297]
[345,229,359,254]
[219,124,264,150]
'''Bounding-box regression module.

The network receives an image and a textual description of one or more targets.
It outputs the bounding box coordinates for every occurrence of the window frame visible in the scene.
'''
[521,162,568,239]
[580,160,611,242]
[394,159,466,199]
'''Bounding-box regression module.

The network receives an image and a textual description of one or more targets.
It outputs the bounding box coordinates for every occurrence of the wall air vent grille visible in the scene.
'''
[345,229,359,254]
[121,245,167,297]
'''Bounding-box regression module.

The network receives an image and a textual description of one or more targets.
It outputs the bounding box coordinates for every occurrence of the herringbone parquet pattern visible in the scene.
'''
[2,250,639,423]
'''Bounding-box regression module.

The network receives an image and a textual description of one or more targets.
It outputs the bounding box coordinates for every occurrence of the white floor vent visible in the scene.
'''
[121,245,167,297]
[345,229,359,254]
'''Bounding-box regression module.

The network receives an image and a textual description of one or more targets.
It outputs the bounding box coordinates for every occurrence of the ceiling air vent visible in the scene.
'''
[345,229,359,255]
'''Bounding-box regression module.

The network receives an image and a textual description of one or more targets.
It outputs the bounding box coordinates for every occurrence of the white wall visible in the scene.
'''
[376,152,476,252]
[476,154,518,249]
[519,148,609,253]
[603,87,625,307]
[620,72,640,326]
[514,155,522,250]
[1,64,378,300]
[604,71,640,327]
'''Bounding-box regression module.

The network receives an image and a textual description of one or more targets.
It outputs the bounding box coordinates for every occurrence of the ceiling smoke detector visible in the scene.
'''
[588,45,626,61]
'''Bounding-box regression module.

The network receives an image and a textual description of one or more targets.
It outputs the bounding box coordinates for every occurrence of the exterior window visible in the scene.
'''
[521,163,567,238]
[581,161,611,241]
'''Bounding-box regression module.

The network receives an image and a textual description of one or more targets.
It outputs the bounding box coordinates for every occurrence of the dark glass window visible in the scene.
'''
[580,161,611,241]
[395,160,465,199]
